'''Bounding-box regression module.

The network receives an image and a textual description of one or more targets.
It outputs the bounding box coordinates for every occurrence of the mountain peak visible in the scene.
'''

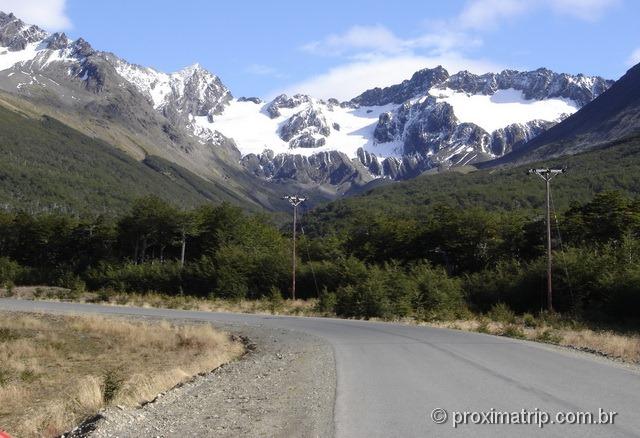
[0,10,48,51]
[177,63,208,78]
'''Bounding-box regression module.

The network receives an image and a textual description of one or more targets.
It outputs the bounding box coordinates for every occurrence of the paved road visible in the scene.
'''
[1,299,639,438]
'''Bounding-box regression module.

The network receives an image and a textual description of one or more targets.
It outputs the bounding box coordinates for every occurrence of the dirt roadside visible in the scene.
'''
[67,321,336,438]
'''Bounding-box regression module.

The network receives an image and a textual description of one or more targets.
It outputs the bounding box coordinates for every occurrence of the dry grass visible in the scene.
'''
[5,286,640,365]
[0,311,244,438]
[424,318,640,363]
[4,286,320,317]
[559,329,640,363]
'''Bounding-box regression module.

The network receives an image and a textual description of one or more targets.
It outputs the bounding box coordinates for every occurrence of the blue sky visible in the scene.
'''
[1,0,639,99]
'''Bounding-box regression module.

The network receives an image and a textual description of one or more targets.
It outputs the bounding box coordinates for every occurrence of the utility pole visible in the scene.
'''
[527,167,566,312]
[283,195,307,300]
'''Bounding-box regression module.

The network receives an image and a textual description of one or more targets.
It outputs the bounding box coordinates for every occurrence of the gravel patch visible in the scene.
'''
[71,322,336,438]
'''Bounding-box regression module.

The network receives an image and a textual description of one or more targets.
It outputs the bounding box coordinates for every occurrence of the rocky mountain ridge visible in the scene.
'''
[0,11,616,199]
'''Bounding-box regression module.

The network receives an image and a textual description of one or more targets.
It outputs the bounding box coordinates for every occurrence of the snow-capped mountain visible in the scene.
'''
[199,66,611,182]
[0,12,241,182]
[0,11,614,194]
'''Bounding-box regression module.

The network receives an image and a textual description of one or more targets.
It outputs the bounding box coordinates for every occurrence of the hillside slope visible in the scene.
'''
[305,134,640,233]
[0,102,269,214]
[0,12,613,196]
[484,63,640,166]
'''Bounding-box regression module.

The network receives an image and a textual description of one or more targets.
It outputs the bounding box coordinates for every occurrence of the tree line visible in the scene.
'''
[0,192,639,324]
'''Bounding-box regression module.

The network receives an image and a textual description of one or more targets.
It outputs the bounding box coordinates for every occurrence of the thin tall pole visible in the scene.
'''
[283,195,307,301]
[528,167,565,312]
[180,230,186,268]
[292,203,297,301]
[545,177,553,312]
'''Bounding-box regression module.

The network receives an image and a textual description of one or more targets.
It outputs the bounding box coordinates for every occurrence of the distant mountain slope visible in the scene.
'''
[0,101,268,214]
[305,134,640,233]
[0,12,329,210]
[483,63,640,167]
[221,67,611,185]
[0,11,613,197]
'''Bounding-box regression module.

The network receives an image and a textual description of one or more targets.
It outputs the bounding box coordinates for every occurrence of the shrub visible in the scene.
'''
[267,286,284,314]
[103,370,124,403]
[85,262,182,295]
[0,257,23,285]
[598,261,640,320]
[522,313,539,328]
[535,329,562,344]
[214,267,248,300]
[476,319,490,334]
[2,280,14,297]
[335,268,391,319]
[182,256,217,297]
[487,303,516,324]
[411,262,464,321]
[316,287,337,314]
[297,260,341,299]
[502,324,526,339]
[56,272,86,294]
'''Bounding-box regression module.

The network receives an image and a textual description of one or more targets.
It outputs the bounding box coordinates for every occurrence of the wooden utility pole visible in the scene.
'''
[283,195,307,300]
[528,168,566,312]
[180,229,187,268]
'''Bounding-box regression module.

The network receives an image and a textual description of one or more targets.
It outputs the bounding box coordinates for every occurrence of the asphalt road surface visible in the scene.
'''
[1,299,639,438]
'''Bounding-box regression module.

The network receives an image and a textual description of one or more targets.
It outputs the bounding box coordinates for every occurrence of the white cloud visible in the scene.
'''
[278,0,618,101]
[549,0,620,21]
[274,54,502,101]
[302,25,406,56]
[302,24,480,58]
[457,0,531,30]
[457,0,619,29]
[627,48,640,67]
[0,0,71,30]
[246,63,287,79]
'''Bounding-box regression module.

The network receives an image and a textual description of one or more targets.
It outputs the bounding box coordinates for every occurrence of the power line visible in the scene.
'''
[283,195,307,300]
[549,187,575,306]
[527,167,566,312]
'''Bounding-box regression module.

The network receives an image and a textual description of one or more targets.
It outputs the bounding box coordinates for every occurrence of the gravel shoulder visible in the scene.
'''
[77,321,336,438]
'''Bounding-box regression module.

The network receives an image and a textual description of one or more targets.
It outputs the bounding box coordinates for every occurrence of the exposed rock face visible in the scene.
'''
[371,95,562,166]
[279,105,331,143]
[45,32,69,50]
[70,38,95,57]
[356,148,383,176]
[482,62,640,168]
[352,65,612,108]
[265,94,311,118]
[490,120,555,155]
[171,64,231,117]
[0,12,47,51]
[242,150,366,186]
[445,68,612,107]
[290,133,326,149]
[238,96,262,104]
[351,66,449,106]
[244,63,611,184]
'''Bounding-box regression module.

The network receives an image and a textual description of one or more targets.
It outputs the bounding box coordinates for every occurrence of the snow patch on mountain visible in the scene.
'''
[429,87,578,133]
[0,41,39,70]
[113,61,172,108]
[199,98,403,159]
[112,60,231,120]
[0,40,78,72]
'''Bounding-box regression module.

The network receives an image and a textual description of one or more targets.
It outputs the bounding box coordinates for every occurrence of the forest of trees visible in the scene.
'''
[0,192,639,324]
